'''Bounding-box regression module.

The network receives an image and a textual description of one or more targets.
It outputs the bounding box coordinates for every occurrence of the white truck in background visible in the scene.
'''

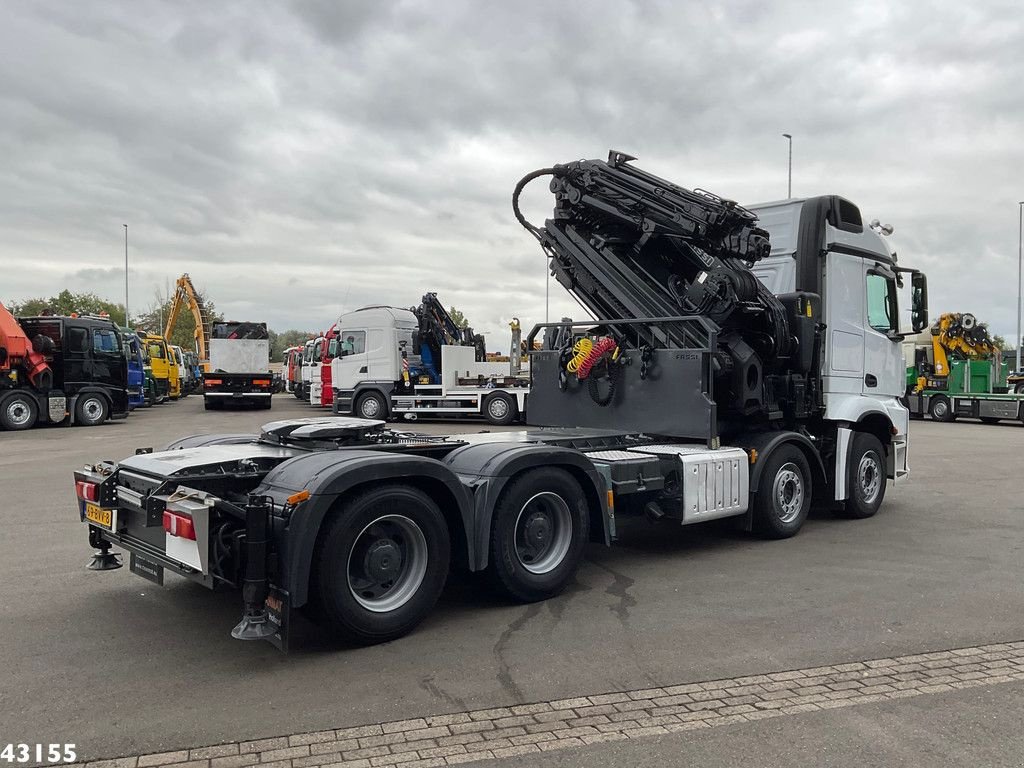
[330,305,530,425]
[202,321,273,410]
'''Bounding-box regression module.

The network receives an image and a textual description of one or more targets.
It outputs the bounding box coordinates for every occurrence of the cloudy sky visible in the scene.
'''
[3,0,1023,349]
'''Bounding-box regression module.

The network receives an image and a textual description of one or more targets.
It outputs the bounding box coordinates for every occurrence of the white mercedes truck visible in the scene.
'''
[75,152,928,651]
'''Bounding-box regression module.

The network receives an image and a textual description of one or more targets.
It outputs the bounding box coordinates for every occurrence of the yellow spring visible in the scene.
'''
[566,337,593,373]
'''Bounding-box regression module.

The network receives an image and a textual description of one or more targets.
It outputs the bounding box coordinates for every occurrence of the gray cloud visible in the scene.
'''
[2,0,1023,347]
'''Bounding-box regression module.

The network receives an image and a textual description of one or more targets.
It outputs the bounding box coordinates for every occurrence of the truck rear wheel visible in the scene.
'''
[1,394,38,431]
[75,394,108,426]
[837,432,886,519]
[488,468,589,602]
[751,445,811,539]
[484,392,517,426]
[929,396,956,422]
[308,485,450,645]
[356,391,388,420]
[204,398,222,411]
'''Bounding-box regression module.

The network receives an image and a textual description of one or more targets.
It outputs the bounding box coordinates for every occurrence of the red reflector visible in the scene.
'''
[204,378,223,386]
[253,379,270,386]
[162,510,197,540]
[76,481,98,502]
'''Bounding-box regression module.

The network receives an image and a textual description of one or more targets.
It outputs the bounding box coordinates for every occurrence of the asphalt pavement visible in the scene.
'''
[1,395,1021,765]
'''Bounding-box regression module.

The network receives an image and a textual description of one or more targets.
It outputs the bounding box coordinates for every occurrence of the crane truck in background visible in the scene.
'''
[1,303,129,430]
[330,294,529,424]
[74,151,928,651]
[137,332,177,402]
[905,311,1024,423]
[202,321,273,410]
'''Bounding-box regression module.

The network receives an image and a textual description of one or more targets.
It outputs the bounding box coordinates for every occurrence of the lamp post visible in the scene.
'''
[123,224,129,328]
[1017,202,1023,372]
[782,134,792,198]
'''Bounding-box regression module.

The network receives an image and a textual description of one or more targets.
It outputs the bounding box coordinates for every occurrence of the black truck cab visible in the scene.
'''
[14,315,129,426]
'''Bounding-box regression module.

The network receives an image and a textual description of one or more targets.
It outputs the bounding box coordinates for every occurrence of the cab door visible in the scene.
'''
[863,269,904,396]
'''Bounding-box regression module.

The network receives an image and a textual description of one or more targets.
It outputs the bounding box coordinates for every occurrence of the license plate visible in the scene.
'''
[84,502,113,530]
[130,553,164,586]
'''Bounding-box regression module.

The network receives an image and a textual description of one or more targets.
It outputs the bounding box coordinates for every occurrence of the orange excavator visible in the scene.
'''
[0,301,52,390]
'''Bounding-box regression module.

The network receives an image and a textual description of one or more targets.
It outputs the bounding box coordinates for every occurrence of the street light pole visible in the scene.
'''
[1017,202,1023,372]
[123,224,129,328]
[782,134,792,198]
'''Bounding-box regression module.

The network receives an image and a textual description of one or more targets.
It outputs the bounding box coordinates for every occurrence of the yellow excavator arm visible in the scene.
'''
[164,274,212,371]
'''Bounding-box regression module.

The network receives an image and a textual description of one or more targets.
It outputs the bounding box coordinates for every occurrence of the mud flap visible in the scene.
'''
[265,586,290,653]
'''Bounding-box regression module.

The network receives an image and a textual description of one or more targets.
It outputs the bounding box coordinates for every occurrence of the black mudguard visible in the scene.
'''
[443,442,609,571]
[257,450,473,608]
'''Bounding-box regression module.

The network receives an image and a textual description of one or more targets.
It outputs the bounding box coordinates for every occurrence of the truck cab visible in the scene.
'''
[751,196,926,488]
[121,329,147,409]
[5,315,129,428]
[139,333,172,403]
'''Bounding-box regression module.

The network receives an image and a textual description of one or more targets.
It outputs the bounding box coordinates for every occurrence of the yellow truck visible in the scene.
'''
[138,332,180,401]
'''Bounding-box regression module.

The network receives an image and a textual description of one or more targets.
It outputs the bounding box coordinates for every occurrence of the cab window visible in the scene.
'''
[339,331,366,356]
[147,343,165,359]
[866,274,897,334]
[93,328,120,354]
[328,338,338,358]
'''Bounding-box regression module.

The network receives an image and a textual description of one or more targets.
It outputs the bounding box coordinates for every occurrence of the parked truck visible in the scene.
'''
[202,321,273,410]
[330,295,529,425]
[137,332,174,403]
[74,152,927,651]
[1,303,128,430]
[122,329,148,409]
[905,312,1024,423]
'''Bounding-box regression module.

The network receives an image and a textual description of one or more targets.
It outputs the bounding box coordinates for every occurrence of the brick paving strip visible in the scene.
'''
[74,640,1024,768]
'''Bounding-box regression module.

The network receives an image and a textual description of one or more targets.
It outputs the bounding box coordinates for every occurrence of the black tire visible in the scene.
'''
[837,432,886,519]
[258,399,272,410]
[488,467,589,602]
[929,396,955,422]
[355,390,388,420]
[980,417,1000,424]
[1,393,38,431]
[75,394,108,427]
[484,392,517,426]
[307,485,450,645]
[204,398,222,411]
[751,444,812,539]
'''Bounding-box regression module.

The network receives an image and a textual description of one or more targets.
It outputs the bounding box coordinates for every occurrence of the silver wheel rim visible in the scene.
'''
[858,452,881,504]
[513,492,573,574]
[360,396,381,418]
[347,514,428,613]
[6,400,32,427]
[488,397,509,420]
[933,400,947,418]
[773,462,804,524]
[82,398,104,422]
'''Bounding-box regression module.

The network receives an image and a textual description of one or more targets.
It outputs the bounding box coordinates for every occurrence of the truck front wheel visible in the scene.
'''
[929,396,956,422]
[75,394,108,426]
[484,393,517,426]
[488,468,589,602]
[751,445,811,539]
[308,485,450,645]
[1,394,38,431]
[356,391,388,420]
[837,432,886,519]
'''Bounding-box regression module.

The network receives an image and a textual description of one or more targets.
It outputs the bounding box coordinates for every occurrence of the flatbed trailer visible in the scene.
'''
[906,390,1024,423]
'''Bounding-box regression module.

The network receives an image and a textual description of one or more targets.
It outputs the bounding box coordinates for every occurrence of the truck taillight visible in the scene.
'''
[254,379,270,386]
[75,481,98,502]
[205,378,222,385]
[163,510,196,540]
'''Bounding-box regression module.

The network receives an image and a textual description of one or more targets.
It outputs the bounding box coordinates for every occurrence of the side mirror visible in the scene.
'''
[911,272,928,333]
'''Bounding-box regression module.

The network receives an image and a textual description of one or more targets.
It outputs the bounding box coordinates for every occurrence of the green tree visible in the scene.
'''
[8,290,126,324]
[448,306,470,329]
[270,329,315,359]
[992,335,1009,350]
